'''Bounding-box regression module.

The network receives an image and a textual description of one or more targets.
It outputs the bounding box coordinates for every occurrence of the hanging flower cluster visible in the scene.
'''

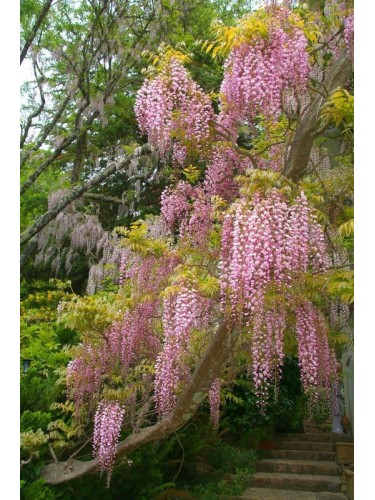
[154,287,210,416]
[121,251,181,297]
[219,7,310,133]
[295,302,338,402]
[135,57,214,163]
[204,146,252,201]
[220,191,321,314]
[251,304,286,412]
[93,400,125,483]
[160,181,193,232]
[66,345,109,409]
[219,190,331,408]
[35,190,123,286]
[66,302,159,411]
[108,301,161,369]
[67,250,181,411]
[208,378,221,430]
[71,215,107,254]
[161,183,213,243]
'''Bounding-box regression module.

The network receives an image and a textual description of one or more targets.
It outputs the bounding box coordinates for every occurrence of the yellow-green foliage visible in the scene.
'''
[237,169,294,199]
[320,88,354,131]
[197,275,220,298]
[141,42,192,75]
[198,6,305,60]
[338,219,354,237]
[47,402,87,448]
[21,429,48,458]
[21,279,74,323]
[183,164,201,184]
[116,220,170,256]
[58,293,124,339]
[326,270,354,304]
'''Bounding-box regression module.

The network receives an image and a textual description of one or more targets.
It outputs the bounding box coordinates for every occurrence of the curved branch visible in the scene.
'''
[41,320,234,485]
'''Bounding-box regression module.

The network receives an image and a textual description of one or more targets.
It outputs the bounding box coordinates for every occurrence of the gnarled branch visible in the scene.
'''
[283,49,352,182]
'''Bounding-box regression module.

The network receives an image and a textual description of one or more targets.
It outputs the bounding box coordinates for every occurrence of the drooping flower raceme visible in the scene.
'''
[343,12,354,62]
[204,145,253,201]
[218,190,334,408]
[251,304,287,412]
[295,301,337,402]
[154,287,211,416]
[219,7,311,133]
[135,58,214,164]
[93,400,125,482]
[161,182,213,244]
[67,345,110,410]
[209,378,221,430]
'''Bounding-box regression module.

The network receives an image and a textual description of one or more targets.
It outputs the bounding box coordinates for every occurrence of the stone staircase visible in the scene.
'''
[239,432,354,499]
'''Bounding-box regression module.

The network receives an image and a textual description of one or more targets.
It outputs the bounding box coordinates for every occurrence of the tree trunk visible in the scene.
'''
[283,50,352,182]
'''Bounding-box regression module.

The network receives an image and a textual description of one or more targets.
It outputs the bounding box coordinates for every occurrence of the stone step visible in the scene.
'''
[276,441,335,452]
[255,459,341,476]
[268,449,336,461]
[275,433,353,444]
[251,472,343,493]
[239,487,348,499]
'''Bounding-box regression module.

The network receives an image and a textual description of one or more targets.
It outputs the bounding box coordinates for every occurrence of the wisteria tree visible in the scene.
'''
[29,0,354,487]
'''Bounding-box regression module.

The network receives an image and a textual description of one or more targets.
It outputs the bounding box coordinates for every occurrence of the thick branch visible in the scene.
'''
[283,50,352,182]
[20,0,54,65]
[20,144,154,246]
[41,320,233,485]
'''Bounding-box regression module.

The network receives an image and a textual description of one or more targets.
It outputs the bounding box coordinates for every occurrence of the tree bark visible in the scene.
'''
[283,49,352,182]
[41,320,233,485]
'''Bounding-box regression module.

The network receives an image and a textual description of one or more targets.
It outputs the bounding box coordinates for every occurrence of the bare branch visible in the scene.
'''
[49,444,59,464]
[21,94,72,168]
